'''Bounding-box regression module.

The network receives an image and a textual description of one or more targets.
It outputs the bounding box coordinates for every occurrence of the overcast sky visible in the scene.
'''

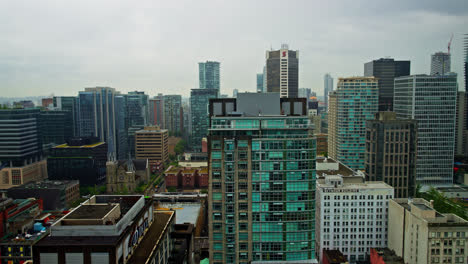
[0,0,467,98]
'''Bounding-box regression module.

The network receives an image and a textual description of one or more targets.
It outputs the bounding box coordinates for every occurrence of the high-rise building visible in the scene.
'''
[328,77,379,171]
[39,110,74,151]
[394,74,458,186]
[324,73,333,110]
[233,89,239,98]
[430,52,451,75]
[163,95,183,135]
[299,88,312,99]
[78,87,118,154]
[388,198,468,264]
[53,96,79,137]
[125,91,149,158]
[47,137,107,186]
[135,126,169,166]
[114,95,128,160]
[316,166,394,263]
[266,44,299,98]
[364,58,410,111]
[256,73,264,92]
[0,109,43,167]
[149,94,164,127]
[208,93,316,263]
[365,112,417,198]
[455,91,468,156]
[199,61,220,91]
[190,88,218,152]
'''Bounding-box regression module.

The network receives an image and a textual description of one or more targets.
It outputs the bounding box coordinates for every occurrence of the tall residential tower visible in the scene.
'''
[199,61,220,92]
[208,93,316,263]
[430,52,451,75]
[323,73,333,110]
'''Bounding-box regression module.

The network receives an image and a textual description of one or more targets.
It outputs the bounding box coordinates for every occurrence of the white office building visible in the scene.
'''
[315,159,394,263]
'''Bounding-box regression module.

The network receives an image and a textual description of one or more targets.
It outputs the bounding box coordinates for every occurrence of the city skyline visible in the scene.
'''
[1,0,467,98]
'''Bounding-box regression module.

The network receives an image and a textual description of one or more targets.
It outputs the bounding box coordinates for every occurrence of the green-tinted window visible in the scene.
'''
[211,151,221,159]
[213,192,222,200]
[252,193,260,202]
[239,232,248,241]
[213,243,223,250]
[252,141,260,150]
[213,233,223,241]
[213,252,223,260]
[238,140,248,147]
[212,161,221,169]
[211,140,221,149]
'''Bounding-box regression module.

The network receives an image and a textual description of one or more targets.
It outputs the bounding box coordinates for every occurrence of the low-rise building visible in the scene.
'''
[316,168,394,263]
[164,166,208,189]
[179,153,208,168]
[388,198,468,264]
[33,195,175,264]
[0,160,48,190]
[6,180,79,210]
[0,198,43,238]
[106,159,150,194]
[322,249,348,264]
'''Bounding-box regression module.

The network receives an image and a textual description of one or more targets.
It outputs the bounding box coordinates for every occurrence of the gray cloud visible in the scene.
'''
[0,0,467,97]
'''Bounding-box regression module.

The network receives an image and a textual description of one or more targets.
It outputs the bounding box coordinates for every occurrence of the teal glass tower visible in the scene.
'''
[190,88,218,151]
[329,77,378,171]
[208,93,316,264]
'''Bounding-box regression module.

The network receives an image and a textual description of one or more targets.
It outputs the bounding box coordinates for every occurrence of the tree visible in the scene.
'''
[175,140,186,155]
[417,187,468,221]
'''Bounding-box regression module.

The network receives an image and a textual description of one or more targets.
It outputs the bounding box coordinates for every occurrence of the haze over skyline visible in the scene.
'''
[1,0,467,98]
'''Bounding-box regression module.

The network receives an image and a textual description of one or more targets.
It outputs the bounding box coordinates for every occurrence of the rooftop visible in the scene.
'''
[136,126,168,133]
[323,249,347,263]
[158,202,201,225]
[9,180,78,190]
[55,142,104,149]
[372,248,404,264]
[65,204,117,220]
[127,211,174,264]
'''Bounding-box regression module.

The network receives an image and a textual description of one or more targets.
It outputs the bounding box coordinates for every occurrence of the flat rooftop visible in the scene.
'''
[10,180,78,190]
[65,204,116,220]
[127,211,174,264]
[158,202,201,225]
[55,142,105,148]
[323,249,347,262]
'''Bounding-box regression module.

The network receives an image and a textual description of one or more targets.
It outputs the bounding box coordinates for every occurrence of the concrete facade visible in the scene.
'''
[135,126,169,166]
[388,198,468,264]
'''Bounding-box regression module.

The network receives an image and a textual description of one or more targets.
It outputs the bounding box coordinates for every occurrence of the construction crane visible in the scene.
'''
[448,33,454,55]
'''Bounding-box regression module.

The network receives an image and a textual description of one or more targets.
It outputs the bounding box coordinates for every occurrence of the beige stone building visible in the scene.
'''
[0,159,47,189]
[388,198,468,264]
[135,126,169,166]
[106,159,150,193]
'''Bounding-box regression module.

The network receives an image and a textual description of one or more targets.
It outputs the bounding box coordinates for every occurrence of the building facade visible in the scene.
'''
[149,95,164,127]
[190,88,218,152]
[199,61,220,91]
[0,109,43,167]
[0,159,48,189]
[324,73,333,111]
[53,96,79,137]
[106,159,150,194]
[135,126,169,166]
[163,95,183,135]
[47,137,107,186]
[256,73,264,92]
[364,58,410,111]
[328,77,379,171]
[78,87,118,154]
[365,112,417,198]
[431,52,451,75]
[388,198,468,264]
[266,44,299,98]
[208,93,316,263]
[316,173,394,263]
[455,91,468,156]
[39,110,74,151]
[394,74,458,186]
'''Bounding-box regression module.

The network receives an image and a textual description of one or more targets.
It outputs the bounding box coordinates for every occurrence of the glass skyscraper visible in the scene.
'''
[199,61,220,91]
[266,44,299,98]
[323,73,333,111]
[430,52,451,75]
[78,87,118,154]
[114,95,128,160]
[328,77,378,171]
[190,88,218,151]
[394,74,458,186]
[163,95,183,136]
[256,73,264,92]
[53,96,79,137]
[208,93,316,264]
